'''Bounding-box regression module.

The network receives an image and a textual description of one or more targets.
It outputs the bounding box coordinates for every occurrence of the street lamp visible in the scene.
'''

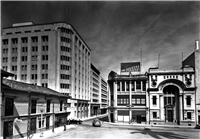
[63,104,68,131]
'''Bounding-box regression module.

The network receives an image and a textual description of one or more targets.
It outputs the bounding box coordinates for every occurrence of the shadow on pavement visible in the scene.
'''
[130,128,188,139]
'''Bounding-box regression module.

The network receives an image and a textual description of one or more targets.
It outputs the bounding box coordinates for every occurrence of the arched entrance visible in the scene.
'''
[163,85,180,124]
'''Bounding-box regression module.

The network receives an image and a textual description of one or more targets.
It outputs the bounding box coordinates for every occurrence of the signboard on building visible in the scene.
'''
[121,62,140,72]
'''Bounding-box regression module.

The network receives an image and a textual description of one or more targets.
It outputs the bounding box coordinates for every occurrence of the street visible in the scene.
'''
[47,119,200,139]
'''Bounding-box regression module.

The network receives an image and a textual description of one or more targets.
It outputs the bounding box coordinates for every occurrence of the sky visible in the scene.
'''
[1,1,200,80]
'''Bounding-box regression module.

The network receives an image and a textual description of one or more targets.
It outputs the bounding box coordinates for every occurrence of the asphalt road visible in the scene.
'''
[48,120,200,139]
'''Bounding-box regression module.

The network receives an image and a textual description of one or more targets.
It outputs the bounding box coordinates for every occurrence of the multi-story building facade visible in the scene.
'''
[90,64,101,116]
[148,67,195,126]
[100,77,108,114]
[108,70,148,123]
[1,70,70,139]
[108,41,200,126]
[1,22,91,119]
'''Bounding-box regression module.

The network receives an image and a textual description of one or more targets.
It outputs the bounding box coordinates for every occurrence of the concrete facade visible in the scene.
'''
[1,22,91,119]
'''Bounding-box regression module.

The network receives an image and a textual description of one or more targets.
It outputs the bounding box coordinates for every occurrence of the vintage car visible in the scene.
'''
[92,118,101,127]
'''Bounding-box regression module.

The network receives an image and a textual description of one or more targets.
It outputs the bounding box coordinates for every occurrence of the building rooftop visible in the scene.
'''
[2,79,70,98]
[1,69,14,78]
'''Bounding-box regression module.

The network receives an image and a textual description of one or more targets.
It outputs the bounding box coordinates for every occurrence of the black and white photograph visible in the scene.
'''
[1,0,200,139]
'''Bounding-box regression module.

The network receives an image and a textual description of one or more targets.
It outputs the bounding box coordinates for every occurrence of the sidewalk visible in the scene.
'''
[17,124,76,139]
[17,114,108,139]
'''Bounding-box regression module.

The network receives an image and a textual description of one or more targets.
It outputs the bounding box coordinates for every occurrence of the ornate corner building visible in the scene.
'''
[108,41,200,126]
[148,67,195,126]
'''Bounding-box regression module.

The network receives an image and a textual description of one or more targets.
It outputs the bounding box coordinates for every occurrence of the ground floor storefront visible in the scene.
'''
[90,104,101,116]
[111,107,148,124]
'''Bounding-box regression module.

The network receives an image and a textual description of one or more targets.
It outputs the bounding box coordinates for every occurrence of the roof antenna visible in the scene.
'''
[158,54,160,69]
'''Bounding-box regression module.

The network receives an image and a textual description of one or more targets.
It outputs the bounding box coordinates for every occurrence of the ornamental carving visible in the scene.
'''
[185,74,192,87]
[151,75,157,87]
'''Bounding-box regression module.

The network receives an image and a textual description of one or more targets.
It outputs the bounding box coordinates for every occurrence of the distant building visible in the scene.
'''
[1,70,70,139]
[108,71,148,123]
[100,77,108,114]
[90,64,101,116]
[1,22,91,119]
[90,64,109,116]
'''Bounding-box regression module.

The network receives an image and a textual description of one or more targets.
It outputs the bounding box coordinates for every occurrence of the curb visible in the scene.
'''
[104,122,196,129]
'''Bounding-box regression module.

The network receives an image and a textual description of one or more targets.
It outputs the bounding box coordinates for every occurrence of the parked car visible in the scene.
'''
[92,118,101,127]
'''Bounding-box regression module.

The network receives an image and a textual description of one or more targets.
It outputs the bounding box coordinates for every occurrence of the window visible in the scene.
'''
[12,38,18,44]
[141,98,145,104]
[22,47,28,52]
[38,117,45,128]
[32,55,37,61]
[31,37,38,43]
[21,37,28,43]
[131,81,135,91]
[153,112,157,119]
[2,39,8,45]
[187,112,192,120]
[42,45,48,51]
[21,65,27,71]
[42,55,48,61]
[42,36,48,42]
[21,56,27,61]
[5,97,14,116]
[32,46,38,52]
[32,65,37,70]
[42,64,48,70]
[42,83,48,88]
[186,96,191,106]
[60,101,63,111]
[31,100,37,114]
[132,99,136,104]
[142,81,146,91]
[153,96,157,105]
[136,81,141,90]
[21,74,27,80]
[117,82,120,91]
[42,74,48,79]
[126,82,129,91]
[136,98,140,104]
[31,74,37,80]
[12,66,17,71]
[122,82,125,91]
[46,100,51,112]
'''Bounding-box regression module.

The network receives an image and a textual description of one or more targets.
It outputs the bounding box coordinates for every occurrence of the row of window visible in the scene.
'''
[152,111,192,120]
[60,74,70,80]
[11,64,47,71]
[60,83,70,89]
[2,36,49,45]
[60,65,70,70]
[60,37,71,43]
[61,46,71,52]
[152,95,191,106]
[4,97,67,116]
[59,27,72,34]
[60,55,71,61]
[117,81,146,92]
[117,98,146,105]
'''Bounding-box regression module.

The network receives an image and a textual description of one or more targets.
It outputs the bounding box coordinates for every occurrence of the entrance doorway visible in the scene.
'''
[167,110,173,122]
[163,85,180,124]
[3,121,13,139]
